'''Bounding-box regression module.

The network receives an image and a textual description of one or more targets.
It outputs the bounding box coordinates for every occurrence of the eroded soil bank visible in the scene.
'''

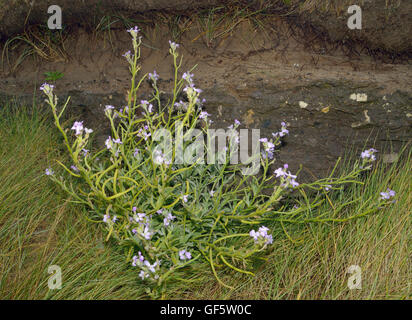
[1,9,411,179]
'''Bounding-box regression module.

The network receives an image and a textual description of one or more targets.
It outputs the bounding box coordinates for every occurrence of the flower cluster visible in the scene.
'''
[71,121,93,136]
[137,125,151,141]
[179,249,192,260]
[274,164,299,188]
[361,148,378,161]
[272,121,289,138]
[259,138,275,160]
[163,211,176,227]
[131,207,154,240]
[380,188,396,201]
[250,226,273,246]
[360,148,378,169]
[149,70,159,83]
[132,251,161,281]
[40,83,55,96]
[169,40,179,52]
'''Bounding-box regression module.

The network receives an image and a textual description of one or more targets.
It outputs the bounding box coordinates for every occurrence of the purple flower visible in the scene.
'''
[105,105,115,113]
[380,188,396,201]
[40,83,54,95]
[182,195,189,203]
[127,26,140,37]
[134,212,146,223]
[45,168,54,176]
[70,165,79,172]
[105,136,113,149]
[169,40,180,51]
[250,226,273,245]
[182,72,194,84]
[179,250,192,260]
[139,270,149,280]
[141,225,153,240]
[71,121,84,136]
[199,111,210,119]
[149,70,159,82]
[361,148,378,161]
[134,148,139,158]
[163,212,176,227]
[103,214,110,223]
[122,51,133,63]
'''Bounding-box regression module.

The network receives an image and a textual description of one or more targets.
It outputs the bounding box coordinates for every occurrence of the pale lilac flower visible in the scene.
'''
[325,185,332,191]
[199,111,210,119]
[249,230,259,241]
[134,148,139,158]
[273,121,289,138]
[182,195,189,203]
[139,270,149,280]
[250,226,273,245]
[40,83,54,95]
[174,100,188,111]
[103,214,110,223]
[84,128,93,134]
[234,119,241,126]
[169,40,179,51]
[82,149,89,156]
[138,251,145,262]
[260,138,275,160]
[134,212,146,223]
[380,188,396,200]
[209,190,215,197]
[105,136,113,149]
[274,167,287,178]
[122,50,134,63]
[275,164,299,189]
[127,26,140,37]
[71,121,84,136]
[141,225,153,240]
[149,70,159,82]
[163,212,176,227]
[182,72,194,83]
[112,216,118,223]
[113,138,122,144]
[179,250,192,260]
[105,105,115,112]
[361,148,378,160]
[290,179,300,188]
[45,168,54,176]
[144,260,158,273]
[70,165,79,172]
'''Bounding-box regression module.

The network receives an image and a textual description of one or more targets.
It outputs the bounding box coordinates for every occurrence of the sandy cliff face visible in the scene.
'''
[1,0,411,54]
[0,1,411,178]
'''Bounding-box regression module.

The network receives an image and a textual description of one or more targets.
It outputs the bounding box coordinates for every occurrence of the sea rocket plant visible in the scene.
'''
[42,26,395,296]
